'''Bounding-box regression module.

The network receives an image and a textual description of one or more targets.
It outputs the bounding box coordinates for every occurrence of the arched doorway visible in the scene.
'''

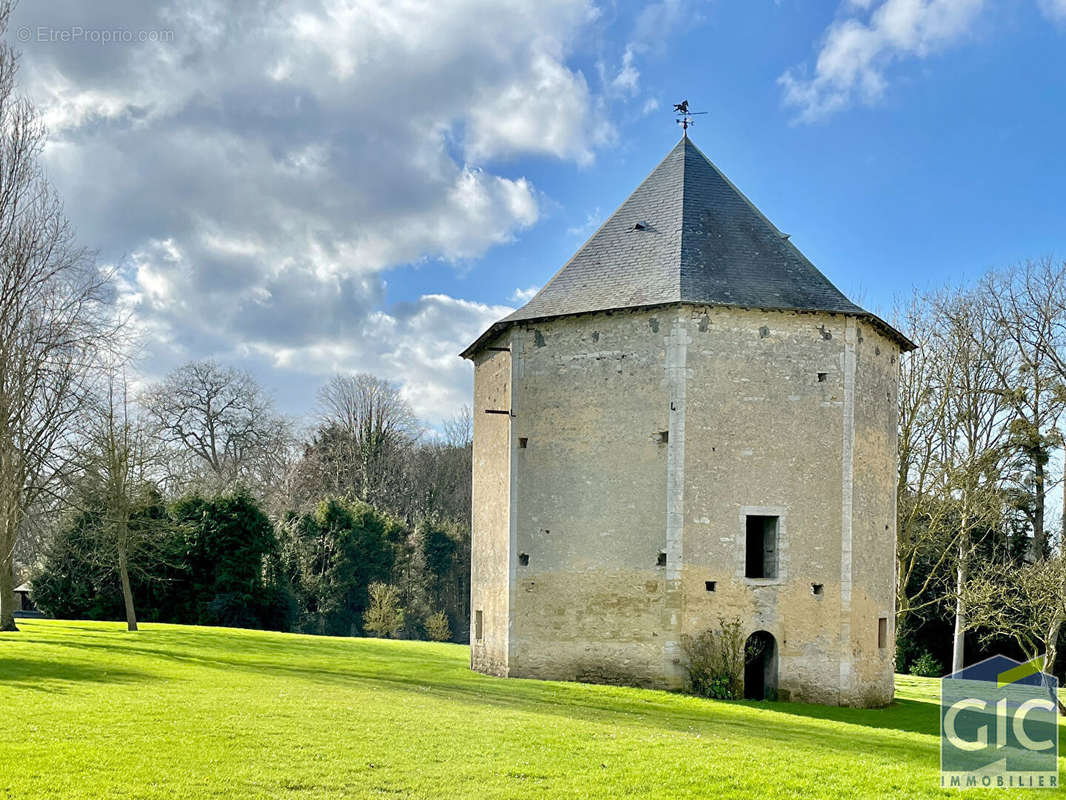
[744,630,777,700]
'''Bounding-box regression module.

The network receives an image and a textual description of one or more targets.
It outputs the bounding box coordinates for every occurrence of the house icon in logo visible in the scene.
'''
[941,654,1058,789]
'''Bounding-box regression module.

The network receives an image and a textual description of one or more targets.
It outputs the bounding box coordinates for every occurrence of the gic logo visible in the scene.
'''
[941,654,1058,789]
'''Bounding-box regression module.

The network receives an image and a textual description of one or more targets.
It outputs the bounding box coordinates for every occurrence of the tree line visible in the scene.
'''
[21,364,473,641]
[896,257,1066,692]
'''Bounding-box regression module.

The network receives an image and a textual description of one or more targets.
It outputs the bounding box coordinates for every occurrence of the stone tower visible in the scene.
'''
[460,136,913,706]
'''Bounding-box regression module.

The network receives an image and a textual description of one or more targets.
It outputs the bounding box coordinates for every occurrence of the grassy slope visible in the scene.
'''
[0,620,1060,799]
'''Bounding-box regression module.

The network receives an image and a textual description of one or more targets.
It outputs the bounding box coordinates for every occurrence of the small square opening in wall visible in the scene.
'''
[745,515,778,579]
[656,551,667,567]
[811,583,824,596]
[518,437,528,449]
[518,553,529,566]
[475,610,483,642]
[705,580,716,592]
[817,372,828,383]
[878,617,888,649]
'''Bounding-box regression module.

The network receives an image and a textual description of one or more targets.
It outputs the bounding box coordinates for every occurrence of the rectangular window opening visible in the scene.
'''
[745,515,778,579]
[518,552,529,566]
[656,551,667,567]
[475,610,484,642]
[705,580,716,592]
[518,437,528,449]
[811,583,824,596]
[817,372,828,383]
[878,617,888,649]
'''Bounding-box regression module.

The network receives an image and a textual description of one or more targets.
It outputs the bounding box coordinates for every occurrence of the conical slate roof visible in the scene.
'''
[462,136,911,357]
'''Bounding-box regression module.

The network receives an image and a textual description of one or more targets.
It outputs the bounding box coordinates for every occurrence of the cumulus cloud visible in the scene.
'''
[779,0,985,122]
[264,294,516,422]
[11,0,610,422]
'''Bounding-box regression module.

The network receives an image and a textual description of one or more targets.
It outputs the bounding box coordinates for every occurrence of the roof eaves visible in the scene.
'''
[460,301,915,358]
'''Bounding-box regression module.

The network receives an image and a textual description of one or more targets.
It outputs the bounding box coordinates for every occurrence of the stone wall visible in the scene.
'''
[468,303,901,705]
[848,321,900,706]
[470,340,514,676]
[509,309,671,686]
[680,305,852,702]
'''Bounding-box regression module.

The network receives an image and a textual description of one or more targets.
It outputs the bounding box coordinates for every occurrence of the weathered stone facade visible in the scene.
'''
[469,305,899,705]
[463,137,909,706]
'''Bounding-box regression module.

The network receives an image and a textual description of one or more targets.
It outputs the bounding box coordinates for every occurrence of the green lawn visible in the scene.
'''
[0,620,1061,799]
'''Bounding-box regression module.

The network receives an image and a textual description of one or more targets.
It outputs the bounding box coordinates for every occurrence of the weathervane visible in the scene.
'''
[673,100,707,137]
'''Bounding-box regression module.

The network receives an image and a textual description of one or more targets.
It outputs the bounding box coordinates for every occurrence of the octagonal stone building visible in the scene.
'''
[461,136,913,706]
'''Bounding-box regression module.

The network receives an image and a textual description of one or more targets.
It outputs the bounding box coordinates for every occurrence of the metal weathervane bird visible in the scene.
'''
[673,100,707,137]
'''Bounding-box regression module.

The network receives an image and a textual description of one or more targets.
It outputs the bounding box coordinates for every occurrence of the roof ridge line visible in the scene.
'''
[682,137,873,317]
[519,139,688,310]
[676,137,686,299]
[684,137,783,236]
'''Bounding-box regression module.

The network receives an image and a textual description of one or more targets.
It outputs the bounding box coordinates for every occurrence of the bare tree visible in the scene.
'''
[12,496,60,572]
[142,360,291,492]
[973,263,1066,558]
[73,369,165,631]
[0,1,113,630]
[441,405,472,449]
[964,556,1066,713]
[1009,257,1066,551]
[935,288,1014,672]
[313,373,420,508]
[400,406,472,525]
[895,294,966,630]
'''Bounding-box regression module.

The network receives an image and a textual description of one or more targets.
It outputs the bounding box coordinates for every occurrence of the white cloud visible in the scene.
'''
[611,46,641,96]
[510,286,540,303]
[117,238,515,421]
[10,0,614,422]
[779,0,985,122]
[605,0,689,103]
[265,294,515,422]
[465,53,608,164]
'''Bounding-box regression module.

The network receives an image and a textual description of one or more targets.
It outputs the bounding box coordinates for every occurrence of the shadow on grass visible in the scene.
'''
[22,629,943,769]
[0,656,152,691]
[764,697,940,738]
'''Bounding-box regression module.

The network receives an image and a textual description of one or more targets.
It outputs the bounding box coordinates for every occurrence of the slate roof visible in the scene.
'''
[462,136,912,357]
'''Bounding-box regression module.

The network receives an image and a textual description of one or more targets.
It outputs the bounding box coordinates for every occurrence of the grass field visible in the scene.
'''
[0,620,1061,799]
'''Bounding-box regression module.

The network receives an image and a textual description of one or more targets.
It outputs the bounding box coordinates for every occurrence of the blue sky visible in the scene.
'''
[428,0,1066,317]
[11,0,1066,425]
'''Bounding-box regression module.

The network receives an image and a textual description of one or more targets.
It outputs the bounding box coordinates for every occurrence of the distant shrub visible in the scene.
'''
[681,617,746,699]
[283,497,401,636]
[363,583,405,638]
[170,488,280,629]
[425,609,451,642]
[910,651,942,678]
